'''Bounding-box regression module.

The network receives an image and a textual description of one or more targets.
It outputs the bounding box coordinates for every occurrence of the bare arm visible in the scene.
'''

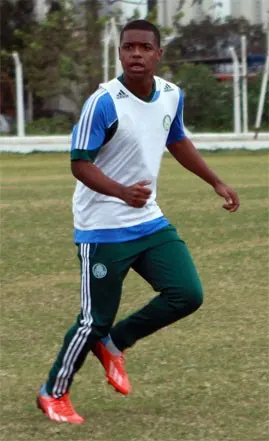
[71,160,124,198]
[167,137,240,212]
[71,160,152,208]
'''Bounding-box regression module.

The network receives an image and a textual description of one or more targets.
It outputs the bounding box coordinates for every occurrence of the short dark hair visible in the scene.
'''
[120,20,161,47]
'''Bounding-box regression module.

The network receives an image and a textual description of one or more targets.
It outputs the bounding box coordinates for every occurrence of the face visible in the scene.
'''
[119,29,163,79]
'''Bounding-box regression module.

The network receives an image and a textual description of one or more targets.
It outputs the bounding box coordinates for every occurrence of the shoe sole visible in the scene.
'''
[106,377,130,395]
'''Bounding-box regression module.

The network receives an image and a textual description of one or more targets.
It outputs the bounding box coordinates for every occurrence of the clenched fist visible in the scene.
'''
[120,180,152,208]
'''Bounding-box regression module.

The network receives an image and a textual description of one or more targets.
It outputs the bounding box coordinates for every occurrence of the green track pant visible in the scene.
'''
[46,225,203,397]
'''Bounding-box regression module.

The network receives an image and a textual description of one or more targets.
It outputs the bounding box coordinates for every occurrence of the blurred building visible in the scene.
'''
[231,0,268,27]
[101,0,147,21]
[30,0,148,22]
[9,0,269,28]
[157,0,269,27]
[157,0,226,27]
[34,0,49,20]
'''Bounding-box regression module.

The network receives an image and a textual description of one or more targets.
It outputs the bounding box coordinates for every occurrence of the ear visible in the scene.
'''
[157,48,163,61]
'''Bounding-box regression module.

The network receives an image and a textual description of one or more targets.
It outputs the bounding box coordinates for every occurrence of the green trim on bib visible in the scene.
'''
[71,149,100,161]
[118,74,156,103]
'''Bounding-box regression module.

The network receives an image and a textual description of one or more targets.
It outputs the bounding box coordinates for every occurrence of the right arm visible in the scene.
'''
[71,160,151,208]
[71,160,124,199]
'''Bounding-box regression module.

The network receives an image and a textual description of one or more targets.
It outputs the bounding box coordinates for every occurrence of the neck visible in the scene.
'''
[122,73,154,99]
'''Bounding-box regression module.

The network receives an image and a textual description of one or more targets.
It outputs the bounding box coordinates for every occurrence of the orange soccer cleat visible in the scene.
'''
[93,341,132,395]
[37,386,84,424]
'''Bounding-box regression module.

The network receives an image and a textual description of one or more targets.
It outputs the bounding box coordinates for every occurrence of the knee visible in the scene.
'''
[94,326,111,340]
[187,285,203,313]
[90,321,113,340]
[167,283,203,316]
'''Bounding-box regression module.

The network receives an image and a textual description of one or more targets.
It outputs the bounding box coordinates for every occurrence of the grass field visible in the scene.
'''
[1,150,268,441]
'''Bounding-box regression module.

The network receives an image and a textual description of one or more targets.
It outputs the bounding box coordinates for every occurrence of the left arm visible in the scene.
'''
[167,88,239,212]
[167,137,240,212]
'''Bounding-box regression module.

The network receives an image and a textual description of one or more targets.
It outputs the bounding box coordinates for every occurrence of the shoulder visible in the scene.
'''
[155,76,183,107]
[80,87,117,125]
[83,87,114,112]
[99,78,123,98]
[155,76,182,95]
[155,77,183,115]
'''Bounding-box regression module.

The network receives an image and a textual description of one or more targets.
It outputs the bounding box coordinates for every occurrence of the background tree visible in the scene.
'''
[169,63,268,131]
[172,63,233,131]
[0,0,36,76]
[0,0,37,120]
[165,16,266,70]
[0,0,35,52]
[17,0,105,118]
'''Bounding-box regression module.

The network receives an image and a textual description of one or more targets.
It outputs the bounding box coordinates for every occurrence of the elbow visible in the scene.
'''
[71,160,93,181]
[71,160,85,179]
[71,160,85,181]
[71,160,78,179]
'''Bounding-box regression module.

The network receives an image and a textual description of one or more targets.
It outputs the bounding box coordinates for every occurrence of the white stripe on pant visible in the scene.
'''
[52,243,93,397]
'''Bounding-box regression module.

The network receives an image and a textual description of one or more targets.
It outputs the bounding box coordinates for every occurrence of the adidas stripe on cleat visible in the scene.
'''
[92,341,131,395]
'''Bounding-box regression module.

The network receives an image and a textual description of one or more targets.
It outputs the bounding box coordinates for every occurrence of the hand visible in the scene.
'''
[214,182,240,213]
[121,180,152,208]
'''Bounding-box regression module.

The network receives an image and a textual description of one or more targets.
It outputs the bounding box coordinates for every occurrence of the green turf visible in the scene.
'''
[1,151,268,441]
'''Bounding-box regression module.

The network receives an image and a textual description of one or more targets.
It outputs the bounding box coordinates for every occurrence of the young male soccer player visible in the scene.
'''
[37,20,240,423]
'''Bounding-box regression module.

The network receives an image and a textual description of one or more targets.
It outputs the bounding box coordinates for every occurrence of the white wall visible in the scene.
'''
[1,133,268,153]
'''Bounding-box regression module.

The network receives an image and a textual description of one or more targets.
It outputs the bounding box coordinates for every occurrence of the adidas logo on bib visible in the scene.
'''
[116,90,129,99]
[164,83,173,92]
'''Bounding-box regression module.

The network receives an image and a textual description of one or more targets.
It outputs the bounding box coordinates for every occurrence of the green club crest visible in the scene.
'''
[92,263,107,279]
[163,115,172,131]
